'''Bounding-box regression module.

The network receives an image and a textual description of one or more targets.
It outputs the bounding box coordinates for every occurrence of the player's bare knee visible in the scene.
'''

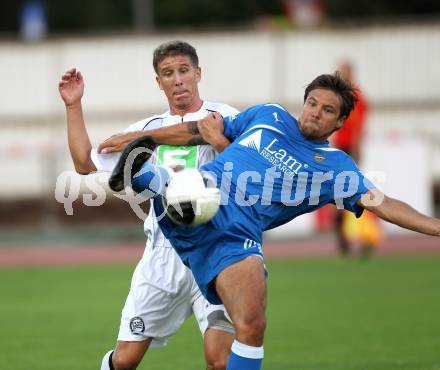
[234,316,266,345]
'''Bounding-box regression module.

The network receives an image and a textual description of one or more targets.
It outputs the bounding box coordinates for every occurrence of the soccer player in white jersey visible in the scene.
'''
[58,41,238,370]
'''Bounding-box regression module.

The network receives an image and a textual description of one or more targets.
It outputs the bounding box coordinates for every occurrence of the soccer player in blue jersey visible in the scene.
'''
[107,72,440,370]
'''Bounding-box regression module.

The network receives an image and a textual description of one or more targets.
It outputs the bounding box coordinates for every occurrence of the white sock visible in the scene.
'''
[100,350,114,370]
[231,340,264,359]
[227,340,264,370]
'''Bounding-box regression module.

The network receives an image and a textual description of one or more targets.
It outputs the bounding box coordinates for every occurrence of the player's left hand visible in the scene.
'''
[198,112,230,152]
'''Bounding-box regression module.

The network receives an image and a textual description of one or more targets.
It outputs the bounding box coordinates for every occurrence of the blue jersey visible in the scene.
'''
[153,103,373,303]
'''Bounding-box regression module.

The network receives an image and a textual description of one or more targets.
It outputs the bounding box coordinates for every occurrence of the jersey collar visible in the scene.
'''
[162,101,207,126]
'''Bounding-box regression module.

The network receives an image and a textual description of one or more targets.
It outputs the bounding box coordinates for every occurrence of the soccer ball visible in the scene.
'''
[164,168,220,226]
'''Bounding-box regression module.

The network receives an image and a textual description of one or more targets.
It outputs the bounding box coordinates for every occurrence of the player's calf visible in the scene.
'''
[111,350,142,370]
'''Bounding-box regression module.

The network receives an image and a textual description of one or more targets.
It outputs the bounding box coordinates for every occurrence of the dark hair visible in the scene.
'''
[153,40,199,74]
[304,72,358,119]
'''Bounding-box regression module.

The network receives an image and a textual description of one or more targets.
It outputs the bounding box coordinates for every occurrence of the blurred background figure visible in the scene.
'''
[284,0,325,29]
[19,0,48,42]
[333,60,366,164]
[332,59,382,257]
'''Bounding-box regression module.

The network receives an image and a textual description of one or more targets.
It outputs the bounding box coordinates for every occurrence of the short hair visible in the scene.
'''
[304,72,358,119]
[153,40,199,74]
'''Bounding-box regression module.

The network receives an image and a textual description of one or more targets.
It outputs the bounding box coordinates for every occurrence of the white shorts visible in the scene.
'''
[117,243,234,348]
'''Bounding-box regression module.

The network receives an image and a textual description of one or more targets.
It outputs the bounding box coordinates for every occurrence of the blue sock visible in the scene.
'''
[226,340,264,370]
[132,163,171,196]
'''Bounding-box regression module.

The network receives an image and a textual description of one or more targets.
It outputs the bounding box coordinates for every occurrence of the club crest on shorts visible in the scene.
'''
[130,317,145,335]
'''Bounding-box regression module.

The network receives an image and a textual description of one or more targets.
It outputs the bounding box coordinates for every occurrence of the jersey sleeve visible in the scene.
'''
[215,104,240,118]
[223,112,244,140]
[334,157,376,217]
[90,149,121,172]
[223,104,265,140]
[90,115,162,172]
[122,115,162,133]
[90,120,145,172]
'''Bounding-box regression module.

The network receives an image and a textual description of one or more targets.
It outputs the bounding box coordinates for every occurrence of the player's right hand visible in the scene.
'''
[58,68,84,107]
[98,131,143,154]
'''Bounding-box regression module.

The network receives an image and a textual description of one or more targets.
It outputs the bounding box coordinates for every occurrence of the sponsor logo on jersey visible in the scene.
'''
[156,145,199,168]
[130,317,145,335]
[238,129,304,178]
[238,130,262,151]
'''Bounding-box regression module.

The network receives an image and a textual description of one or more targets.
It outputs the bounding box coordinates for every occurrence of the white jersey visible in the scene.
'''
[91,101,238,346]
[92,101,239,250]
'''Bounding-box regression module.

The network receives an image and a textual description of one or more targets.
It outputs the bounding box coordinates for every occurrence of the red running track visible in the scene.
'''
[0,234,439,267]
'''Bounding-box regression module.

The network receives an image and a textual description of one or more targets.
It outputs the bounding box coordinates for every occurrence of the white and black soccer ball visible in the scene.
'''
[164,168,220,226]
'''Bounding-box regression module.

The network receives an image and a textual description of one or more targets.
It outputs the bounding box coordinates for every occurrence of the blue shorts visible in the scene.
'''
[182,237,264,305]
[154,197,264,304]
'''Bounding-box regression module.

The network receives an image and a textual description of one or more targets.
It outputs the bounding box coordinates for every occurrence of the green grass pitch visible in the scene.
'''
[0,256,439,370]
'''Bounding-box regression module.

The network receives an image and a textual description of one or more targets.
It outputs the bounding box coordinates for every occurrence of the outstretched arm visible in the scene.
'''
[98,112,230,153]
[98,121,205,154]
[358,189,440,236]
[58,68,96,174]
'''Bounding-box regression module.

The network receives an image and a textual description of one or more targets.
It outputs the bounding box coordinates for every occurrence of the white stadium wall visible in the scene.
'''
[0,25,439,236]
[1,26,440,116]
